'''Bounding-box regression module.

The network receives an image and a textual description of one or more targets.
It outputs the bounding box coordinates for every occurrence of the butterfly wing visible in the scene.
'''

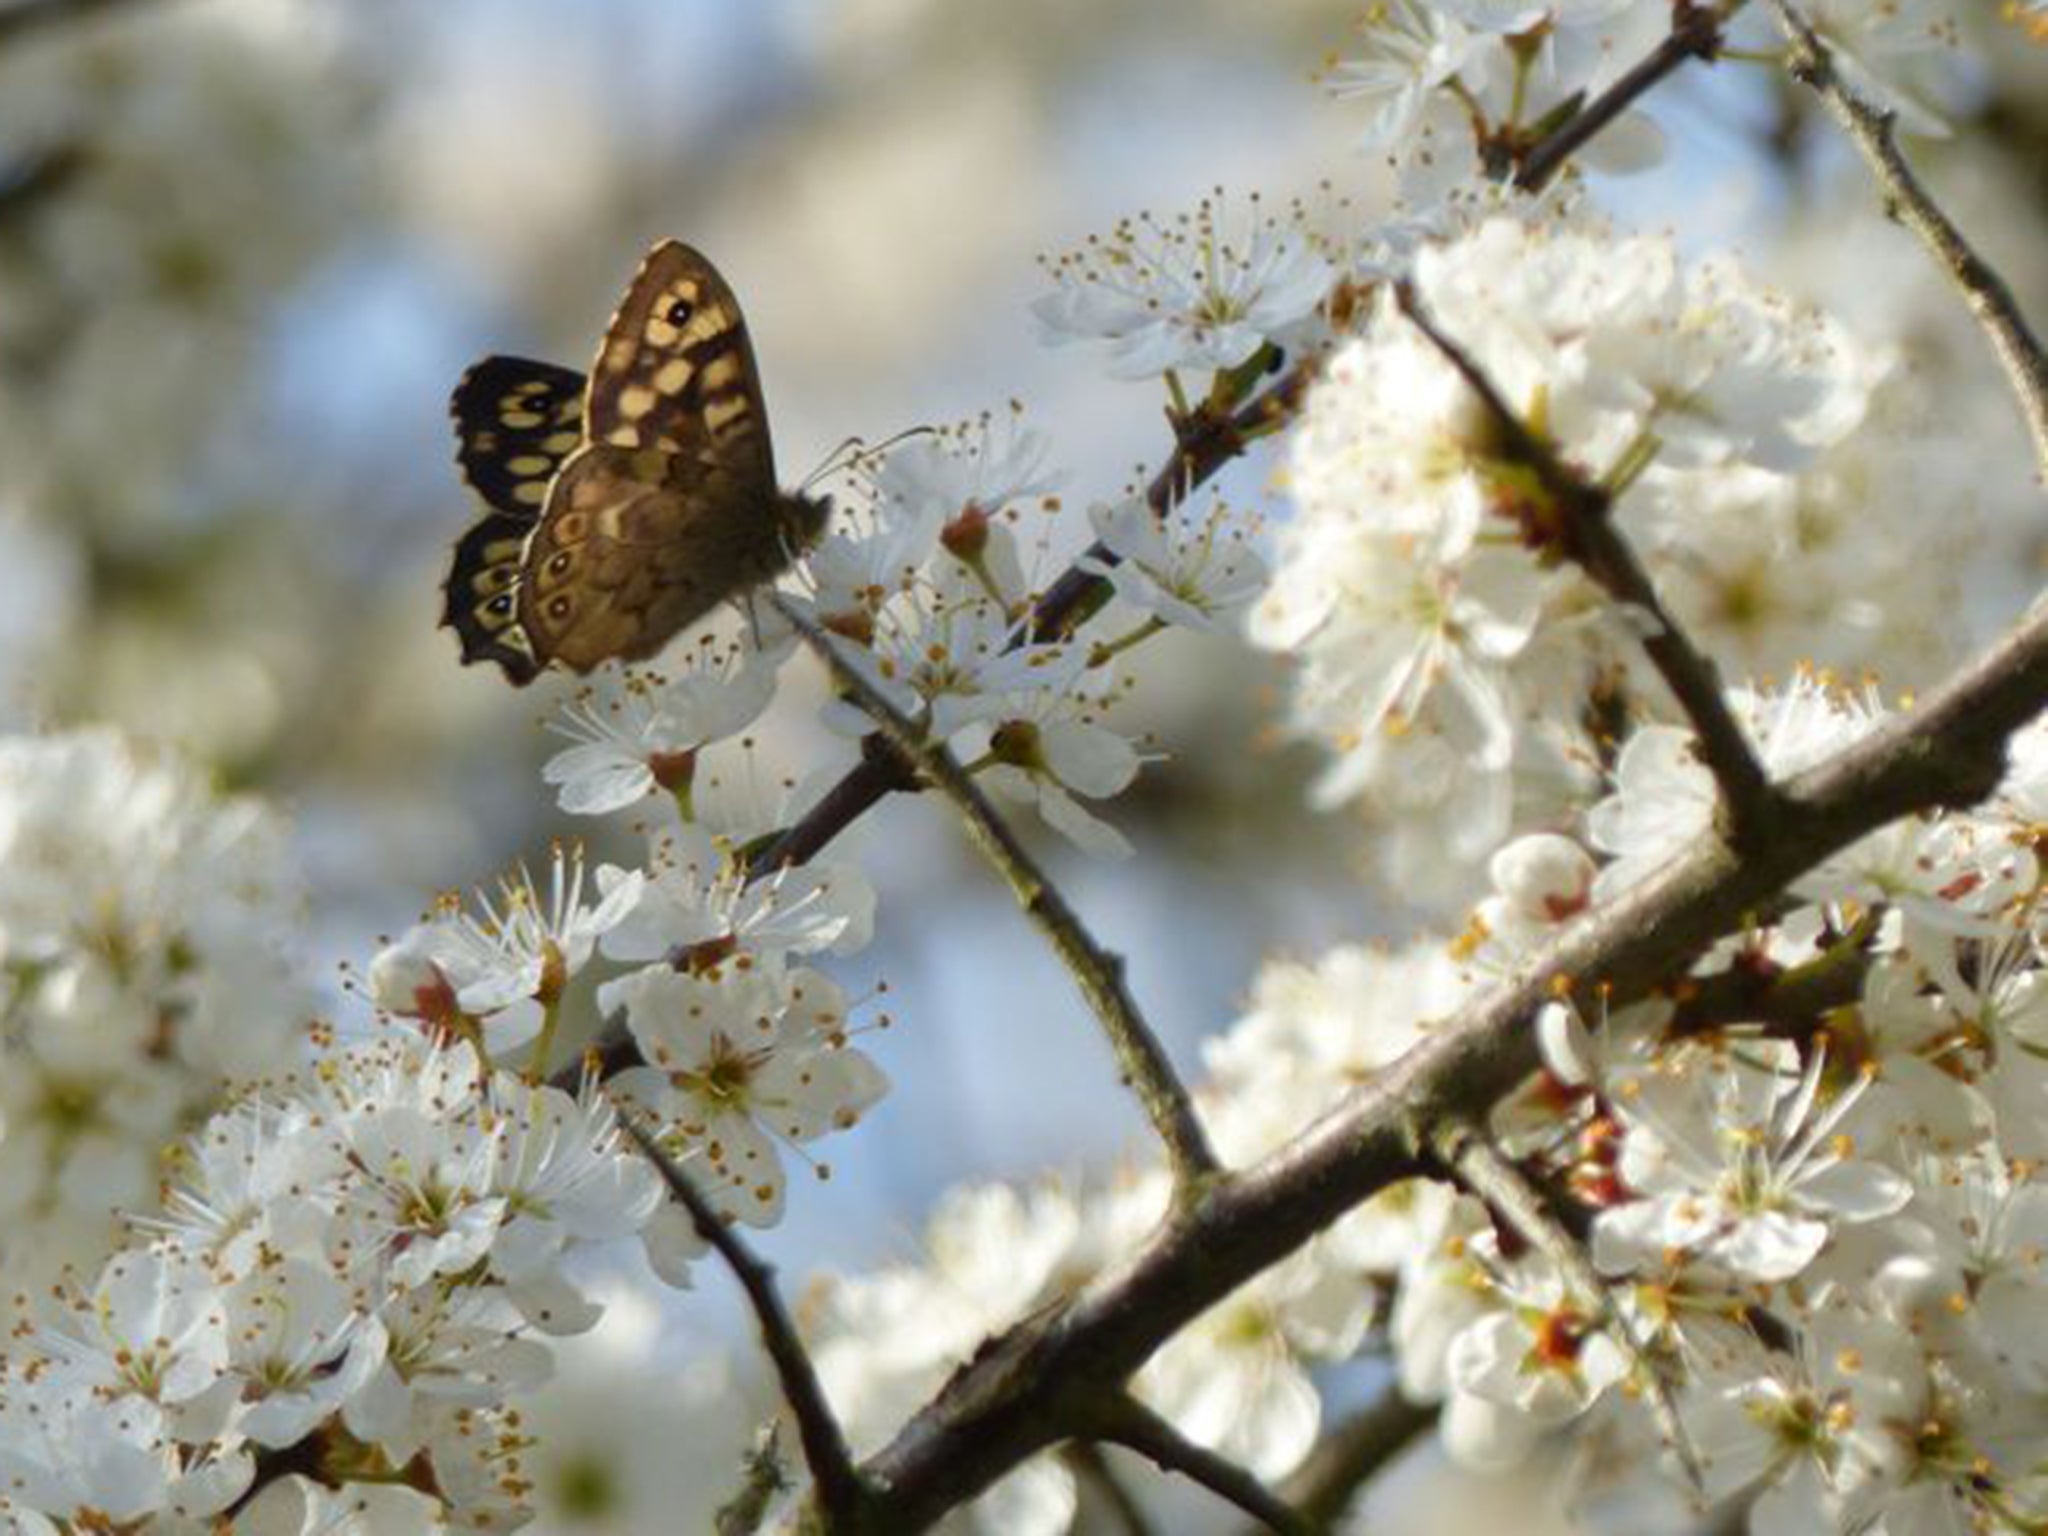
[583,240,777,487]
[509,242,803,677]
[443,356,588,683]
[448,355,586,517]
[443,513,544,683]
[517,444,793,674]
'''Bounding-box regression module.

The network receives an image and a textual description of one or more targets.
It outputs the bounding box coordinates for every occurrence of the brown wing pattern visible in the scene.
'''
[516,444,791,674]
[583,240,777,487]
[446,241,823,685]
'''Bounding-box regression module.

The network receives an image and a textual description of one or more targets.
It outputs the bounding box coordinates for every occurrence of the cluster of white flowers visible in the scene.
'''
[1328,0,1970,196]
[0,1034,677,1531]
[0,728,307,1291]
[788,409,1266,857]
[807,677,2048,1533]
[1033,192,1336,380]
[1247,208,1952,908]
[4,0,2045,1527]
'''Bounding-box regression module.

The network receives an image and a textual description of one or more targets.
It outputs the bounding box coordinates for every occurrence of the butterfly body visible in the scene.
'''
[444,242,824,685]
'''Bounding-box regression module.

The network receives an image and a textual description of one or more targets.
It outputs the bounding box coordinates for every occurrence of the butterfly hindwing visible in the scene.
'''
[518,444,792,674]
[450,356,587,519]
[442,511,543,684]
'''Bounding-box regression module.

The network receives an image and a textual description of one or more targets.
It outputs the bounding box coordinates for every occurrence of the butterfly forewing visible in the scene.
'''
[584,241,777,487]
[449,356,587,518]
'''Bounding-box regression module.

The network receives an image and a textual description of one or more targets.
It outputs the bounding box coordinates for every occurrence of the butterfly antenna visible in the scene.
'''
[800,425,936,493]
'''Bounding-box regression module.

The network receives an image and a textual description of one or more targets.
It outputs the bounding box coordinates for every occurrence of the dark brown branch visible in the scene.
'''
[0,142,86,226]
[841,594,2048,1530]
[1088,1395,1319,1536]
[770,595,1221,1191]
[1270,1393,1437,1531]
[620,1118,870,1530]
[1394,283,1781,846]
[1513,1,1727,193]
[1770,0,2048,486]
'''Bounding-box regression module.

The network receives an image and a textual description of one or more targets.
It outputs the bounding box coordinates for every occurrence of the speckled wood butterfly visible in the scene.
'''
[444,241,829,685]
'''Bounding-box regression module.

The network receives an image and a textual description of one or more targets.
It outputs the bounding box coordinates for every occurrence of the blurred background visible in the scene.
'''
[2,0,2045,1529]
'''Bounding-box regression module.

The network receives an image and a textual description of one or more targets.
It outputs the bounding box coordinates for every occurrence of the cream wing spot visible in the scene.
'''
[704,395,749,436]
[618,384,658,420]
[512,481,548,507]
[652,358,691,395]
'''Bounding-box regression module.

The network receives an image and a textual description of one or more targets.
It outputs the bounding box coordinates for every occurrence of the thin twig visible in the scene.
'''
[1770,0,2048,486]
[1513,1,1728,193]
[1089,1395,1320,1536]
[844,595,2048,1529]
[1064,1442,1159,1536]
[619,1117,870,1530]
[1270,1392,1437,1531]
[1430,1116,1700,1491]
[769,594,1221,1192]
[749,356,1315,875]
[1394,282,1782,845]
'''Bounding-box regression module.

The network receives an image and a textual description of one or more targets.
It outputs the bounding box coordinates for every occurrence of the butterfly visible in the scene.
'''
[443,241,830,685]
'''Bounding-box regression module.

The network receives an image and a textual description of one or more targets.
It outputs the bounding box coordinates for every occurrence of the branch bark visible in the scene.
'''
[621,1118,870,1530]
[771,594,1221,1192]
[1771,0,2048,487]
[840,594,2048,1530]
[1394,282,1781,845]
[1088,1395,1319,1536]
[1513,1,1728,193]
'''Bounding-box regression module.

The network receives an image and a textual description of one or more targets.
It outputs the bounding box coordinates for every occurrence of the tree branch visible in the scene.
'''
[620,1118,870,1531]
[842,593,2048,1531]
[1394,282,1782,845]
[769,594,1221,1192]
[1269,1392,1437,1532]
[1088,1395,1319,1536]
[1513,0,1728,193]
[1770,0,2048,486]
